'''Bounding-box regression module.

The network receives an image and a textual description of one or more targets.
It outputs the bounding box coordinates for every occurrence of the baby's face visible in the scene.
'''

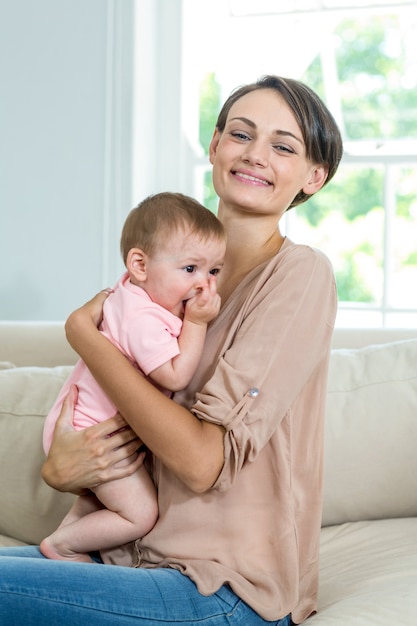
[141,229,226,318]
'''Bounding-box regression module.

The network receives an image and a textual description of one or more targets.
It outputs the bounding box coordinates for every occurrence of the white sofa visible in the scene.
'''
[0,321,416,624]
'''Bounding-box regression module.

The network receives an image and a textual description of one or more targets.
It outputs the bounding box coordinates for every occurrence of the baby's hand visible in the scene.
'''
[184,275,221,325]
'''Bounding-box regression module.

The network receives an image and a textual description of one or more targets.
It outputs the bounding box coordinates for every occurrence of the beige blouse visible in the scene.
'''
[104,238,337,624]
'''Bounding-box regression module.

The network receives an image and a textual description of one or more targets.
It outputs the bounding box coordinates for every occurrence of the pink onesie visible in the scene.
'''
[43,272,182,453]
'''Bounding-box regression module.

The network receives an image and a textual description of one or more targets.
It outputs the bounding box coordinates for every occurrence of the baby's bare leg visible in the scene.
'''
[58,493,104,528]
[40,465,158,562]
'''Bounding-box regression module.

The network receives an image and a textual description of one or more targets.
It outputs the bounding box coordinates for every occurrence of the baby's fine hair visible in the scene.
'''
[120,192,225,264]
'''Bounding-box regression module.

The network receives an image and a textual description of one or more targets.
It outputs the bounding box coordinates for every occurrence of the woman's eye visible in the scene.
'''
[184,265,196,273]
[231,131,250,141]
[274,144,294,154]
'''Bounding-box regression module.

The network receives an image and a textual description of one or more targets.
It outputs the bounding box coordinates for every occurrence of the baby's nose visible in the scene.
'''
[194,275,209,291]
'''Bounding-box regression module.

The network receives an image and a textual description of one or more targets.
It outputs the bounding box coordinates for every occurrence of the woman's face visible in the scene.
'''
[209,88,327,219]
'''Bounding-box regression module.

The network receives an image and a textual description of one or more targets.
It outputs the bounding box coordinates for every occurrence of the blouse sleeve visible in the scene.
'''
[191,245,337,491]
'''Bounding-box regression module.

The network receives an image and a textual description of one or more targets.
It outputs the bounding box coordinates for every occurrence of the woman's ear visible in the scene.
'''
[209,129,221,165]
[126,248,147,283]
[302,164,329,196]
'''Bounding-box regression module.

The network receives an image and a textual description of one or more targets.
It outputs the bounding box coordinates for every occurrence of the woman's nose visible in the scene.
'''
[242,140,268,167]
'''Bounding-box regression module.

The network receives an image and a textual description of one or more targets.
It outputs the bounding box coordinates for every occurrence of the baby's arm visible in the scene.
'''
[149,276,221,392]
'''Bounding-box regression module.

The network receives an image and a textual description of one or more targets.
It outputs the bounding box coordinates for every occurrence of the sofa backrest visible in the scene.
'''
[0,323,416,545]
[0,321,78,367]
[1,321,417,367]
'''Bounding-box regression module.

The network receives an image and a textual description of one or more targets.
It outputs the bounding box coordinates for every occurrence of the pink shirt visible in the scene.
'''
[43,273,182,452]
[101,239,337,624]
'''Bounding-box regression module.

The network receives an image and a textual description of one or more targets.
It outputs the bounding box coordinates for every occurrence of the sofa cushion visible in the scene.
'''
[0,361,16,370]
[322,339,417,527]
[0,365,76,545]
[308,518,417,624]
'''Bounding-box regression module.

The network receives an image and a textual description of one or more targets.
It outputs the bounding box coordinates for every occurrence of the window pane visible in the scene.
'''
[288,165,385,306]
[301,8,417,142]
[389,165,417,309]
[335,13,417,141]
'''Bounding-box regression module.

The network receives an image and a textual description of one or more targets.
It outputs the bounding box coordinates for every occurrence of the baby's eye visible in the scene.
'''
[209,268,220,276]
[184,265,196,273]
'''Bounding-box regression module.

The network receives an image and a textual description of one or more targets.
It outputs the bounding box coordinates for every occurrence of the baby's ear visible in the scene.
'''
[126,248,147,282]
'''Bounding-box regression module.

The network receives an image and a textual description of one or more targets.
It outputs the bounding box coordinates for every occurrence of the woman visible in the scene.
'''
[0,75,343,625]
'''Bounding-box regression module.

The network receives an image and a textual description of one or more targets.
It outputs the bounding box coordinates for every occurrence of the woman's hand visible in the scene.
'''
[66,289,112,349]
[41,385,145,495]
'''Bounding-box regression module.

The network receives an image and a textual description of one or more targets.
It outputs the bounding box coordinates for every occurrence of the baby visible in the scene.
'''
[41,191,226,562]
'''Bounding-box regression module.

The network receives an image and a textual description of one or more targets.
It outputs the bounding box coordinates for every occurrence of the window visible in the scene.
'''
[178,0,417,328]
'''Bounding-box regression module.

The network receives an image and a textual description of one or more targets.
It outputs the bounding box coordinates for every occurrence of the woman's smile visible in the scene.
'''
[231,168,272,186]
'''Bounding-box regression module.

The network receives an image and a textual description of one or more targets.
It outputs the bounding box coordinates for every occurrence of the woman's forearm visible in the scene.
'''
[65,306,225,492]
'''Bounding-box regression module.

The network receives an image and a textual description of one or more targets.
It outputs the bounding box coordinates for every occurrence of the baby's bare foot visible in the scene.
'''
[40,537,94,563]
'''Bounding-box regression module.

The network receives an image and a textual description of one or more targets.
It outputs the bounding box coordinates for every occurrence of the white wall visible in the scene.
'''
[0,0,135,320]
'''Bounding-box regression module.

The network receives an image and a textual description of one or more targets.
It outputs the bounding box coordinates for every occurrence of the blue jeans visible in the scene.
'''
[0,546,291,625]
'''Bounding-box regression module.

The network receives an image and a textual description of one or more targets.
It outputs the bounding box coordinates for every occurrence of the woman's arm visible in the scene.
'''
[65,291,225,494]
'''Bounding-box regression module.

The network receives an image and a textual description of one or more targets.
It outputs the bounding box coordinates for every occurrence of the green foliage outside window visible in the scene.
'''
[199,72,221,213]
[303,15,417,142]
[335,16,417,141]
[299,12,417,305]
